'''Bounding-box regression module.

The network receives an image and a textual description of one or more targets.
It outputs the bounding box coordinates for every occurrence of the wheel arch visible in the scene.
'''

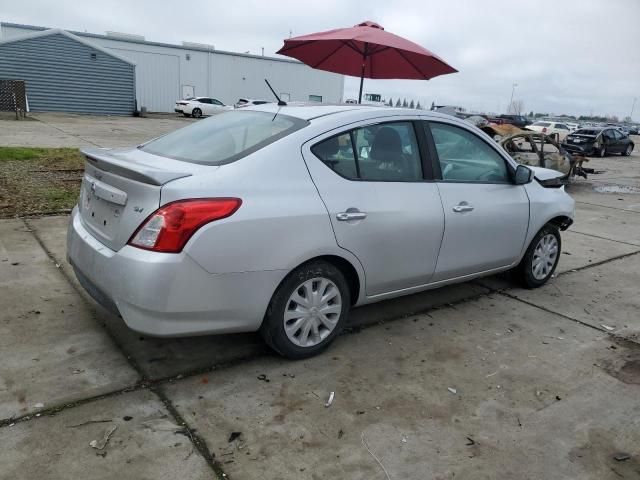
[277,254,363,306]
[548,215,573,231]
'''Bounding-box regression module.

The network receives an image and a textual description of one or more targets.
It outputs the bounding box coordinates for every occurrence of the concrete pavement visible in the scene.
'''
[1,149,640,478]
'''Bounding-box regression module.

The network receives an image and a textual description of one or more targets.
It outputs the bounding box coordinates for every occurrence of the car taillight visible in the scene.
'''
[128,198,242,253]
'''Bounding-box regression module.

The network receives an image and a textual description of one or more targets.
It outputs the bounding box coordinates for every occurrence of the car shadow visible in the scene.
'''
[93,280,492,380]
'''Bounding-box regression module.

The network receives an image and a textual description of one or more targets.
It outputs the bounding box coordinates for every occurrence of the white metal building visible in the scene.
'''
[0,22,344,113]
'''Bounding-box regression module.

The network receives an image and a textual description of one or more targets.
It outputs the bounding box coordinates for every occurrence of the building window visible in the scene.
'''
[90,53,97,61]
[309,95,322,102]
[185,53,191,61]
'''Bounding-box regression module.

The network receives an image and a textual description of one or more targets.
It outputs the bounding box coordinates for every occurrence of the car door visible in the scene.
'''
[211,98,226,112]
[612,130,626,153]
[603,129,617,152]
[424,120,530,281]
[302,119,445,296]
[197,98,214,115]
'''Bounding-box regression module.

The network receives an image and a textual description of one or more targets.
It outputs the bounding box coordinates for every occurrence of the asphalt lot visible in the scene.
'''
[1,115,639,479]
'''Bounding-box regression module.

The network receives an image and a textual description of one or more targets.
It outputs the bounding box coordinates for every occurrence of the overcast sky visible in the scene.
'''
[2,0,639,119]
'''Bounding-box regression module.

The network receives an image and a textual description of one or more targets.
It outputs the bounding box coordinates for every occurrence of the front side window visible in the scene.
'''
[212,99,223,106]
[141,110,307,165]
[312,122,422,182]
[429,122,510,183]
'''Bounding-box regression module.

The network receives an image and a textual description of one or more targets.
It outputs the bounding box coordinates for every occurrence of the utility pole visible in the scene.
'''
[508,83,518,113]
[631,97,637,121]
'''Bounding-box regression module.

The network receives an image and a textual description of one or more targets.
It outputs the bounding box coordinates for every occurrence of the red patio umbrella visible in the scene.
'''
[276,21,457,103]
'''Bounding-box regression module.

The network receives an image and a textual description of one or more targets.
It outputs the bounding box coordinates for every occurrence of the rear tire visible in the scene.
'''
[192,108,202,118]
[260,261,350,359]
[514,224,561,289]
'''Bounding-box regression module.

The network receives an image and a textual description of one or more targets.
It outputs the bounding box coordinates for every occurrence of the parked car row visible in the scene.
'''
[175,97,272,118]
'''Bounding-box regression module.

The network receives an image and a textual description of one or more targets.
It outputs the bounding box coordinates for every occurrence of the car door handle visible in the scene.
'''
[452,204,474,213]
[336,211,367,221]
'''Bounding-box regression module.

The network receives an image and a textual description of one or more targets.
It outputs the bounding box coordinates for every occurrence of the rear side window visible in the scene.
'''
[312,122,422,182]
[141,111,308,165]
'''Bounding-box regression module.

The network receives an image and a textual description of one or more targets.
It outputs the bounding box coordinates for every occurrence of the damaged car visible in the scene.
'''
[499,132,588,181]
[562,127,635,157]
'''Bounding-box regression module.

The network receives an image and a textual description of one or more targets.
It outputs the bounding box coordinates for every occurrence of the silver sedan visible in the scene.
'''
[67,105,575,358]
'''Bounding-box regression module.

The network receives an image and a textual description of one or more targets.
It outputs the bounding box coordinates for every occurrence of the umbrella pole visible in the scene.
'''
[358,43,367,104]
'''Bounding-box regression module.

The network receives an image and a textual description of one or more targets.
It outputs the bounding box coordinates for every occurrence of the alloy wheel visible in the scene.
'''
[284,277,342,347]
[531,234,558,280]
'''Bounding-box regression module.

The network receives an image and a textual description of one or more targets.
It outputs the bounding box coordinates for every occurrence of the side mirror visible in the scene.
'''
[514,164,533,185]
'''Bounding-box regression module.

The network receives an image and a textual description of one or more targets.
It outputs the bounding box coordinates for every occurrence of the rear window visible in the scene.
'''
[573,129,600,136]
[533,122,551,126]
[141,110,307,165]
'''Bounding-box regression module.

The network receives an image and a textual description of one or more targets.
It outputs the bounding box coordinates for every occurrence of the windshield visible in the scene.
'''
[141,110,308,165]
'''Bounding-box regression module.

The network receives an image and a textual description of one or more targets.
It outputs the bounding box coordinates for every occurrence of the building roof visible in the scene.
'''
[0,22,301,64]
[0,27,137,65]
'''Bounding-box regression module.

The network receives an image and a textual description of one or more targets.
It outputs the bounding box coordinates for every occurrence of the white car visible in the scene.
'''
[527,121,571,140]
[235,98,271,108]
[178,97,232,118]
[565,122,579,131]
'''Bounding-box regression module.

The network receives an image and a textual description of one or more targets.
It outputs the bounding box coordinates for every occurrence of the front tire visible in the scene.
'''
[598,146,606,157]
[514,225,561,289]
[260,261,350,359]
[623,144,633,156]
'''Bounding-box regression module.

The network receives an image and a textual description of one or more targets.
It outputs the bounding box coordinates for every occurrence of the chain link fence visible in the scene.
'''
[0,80,27,119]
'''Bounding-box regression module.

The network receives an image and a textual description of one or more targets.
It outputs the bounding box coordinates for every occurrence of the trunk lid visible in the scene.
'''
[78,147,209,251]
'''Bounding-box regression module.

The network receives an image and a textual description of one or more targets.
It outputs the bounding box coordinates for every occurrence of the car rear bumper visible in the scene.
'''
[67,207,284,337]
[561,143,596,155]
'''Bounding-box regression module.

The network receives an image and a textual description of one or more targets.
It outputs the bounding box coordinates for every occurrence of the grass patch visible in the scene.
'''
[0,147,85,217]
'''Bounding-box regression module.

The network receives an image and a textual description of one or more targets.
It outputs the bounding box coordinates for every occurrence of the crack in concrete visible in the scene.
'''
[19,218,228,480]
[569,229,640,248]
[32,117,104,148]
[575,200,640,214]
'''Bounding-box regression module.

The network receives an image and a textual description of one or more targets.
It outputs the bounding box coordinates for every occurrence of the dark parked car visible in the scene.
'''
[562,127,634,157]
[498,114,530,128]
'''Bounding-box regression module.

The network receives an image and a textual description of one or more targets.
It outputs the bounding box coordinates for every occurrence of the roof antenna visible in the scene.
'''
[264,79,287,106]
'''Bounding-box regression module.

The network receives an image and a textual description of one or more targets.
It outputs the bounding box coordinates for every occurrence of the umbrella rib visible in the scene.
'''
[341,39,365,56]
[395,49,430,79]
[311,41,349,69]
[277,40,316,54]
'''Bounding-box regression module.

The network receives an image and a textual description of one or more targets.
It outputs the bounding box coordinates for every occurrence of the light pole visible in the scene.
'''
[631,97,637,121]
[508,83,518,113]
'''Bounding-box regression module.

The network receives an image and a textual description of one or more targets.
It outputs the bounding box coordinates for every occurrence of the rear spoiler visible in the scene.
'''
[81,148,192,186]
